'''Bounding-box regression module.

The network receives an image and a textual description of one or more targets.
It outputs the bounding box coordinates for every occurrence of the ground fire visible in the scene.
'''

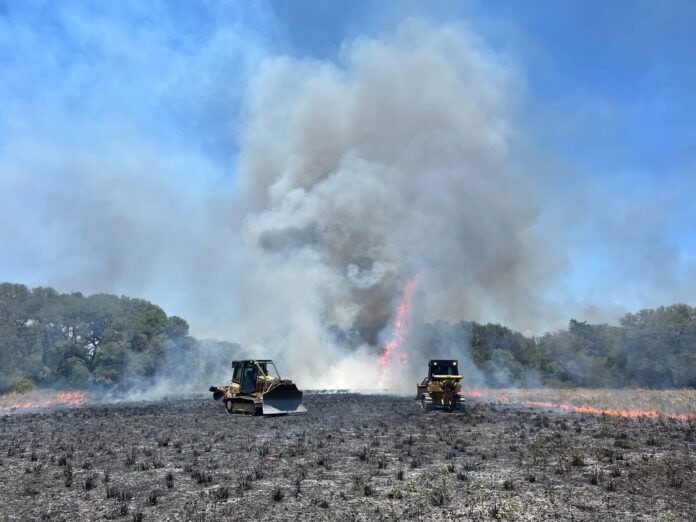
[1,390,89,411]
[460,388,696,421]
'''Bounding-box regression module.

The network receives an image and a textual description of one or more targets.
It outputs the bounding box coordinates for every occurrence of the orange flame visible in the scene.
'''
[461,389,696,421]
[378,277,418,369]
[5,390,89,411]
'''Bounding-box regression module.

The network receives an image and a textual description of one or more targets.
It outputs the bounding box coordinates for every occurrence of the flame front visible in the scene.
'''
[377,277,418,387]
[461,389,696,421]
[4,390,89,411]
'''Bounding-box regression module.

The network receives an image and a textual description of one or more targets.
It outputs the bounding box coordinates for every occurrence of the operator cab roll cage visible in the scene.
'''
[231,359,284,395]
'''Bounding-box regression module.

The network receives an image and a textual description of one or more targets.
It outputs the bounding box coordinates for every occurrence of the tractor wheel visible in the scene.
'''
[224,398,235,414]
[420,395,432,412]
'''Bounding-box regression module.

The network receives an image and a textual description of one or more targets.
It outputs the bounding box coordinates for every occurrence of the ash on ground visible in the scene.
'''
[0,394,693,521]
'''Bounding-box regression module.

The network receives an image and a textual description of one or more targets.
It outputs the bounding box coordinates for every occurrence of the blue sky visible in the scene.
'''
[1,0,694,332]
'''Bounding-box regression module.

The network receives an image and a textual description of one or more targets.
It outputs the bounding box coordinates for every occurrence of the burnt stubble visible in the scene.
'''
[0,394,693,520]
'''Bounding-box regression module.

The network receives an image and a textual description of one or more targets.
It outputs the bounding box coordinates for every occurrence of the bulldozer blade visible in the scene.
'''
[262,384,307,415]
[209,387,225,401]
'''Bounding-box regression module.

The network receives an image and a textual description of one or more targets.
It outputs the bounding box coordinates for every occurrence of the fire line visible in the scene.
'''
[4,390,89,411]
[461,389,696,421]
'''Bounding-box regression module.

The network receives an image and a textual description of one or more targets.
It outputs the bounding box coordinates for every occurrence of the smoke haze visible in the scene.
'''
[2,6,696,393]
[220,20,558,389]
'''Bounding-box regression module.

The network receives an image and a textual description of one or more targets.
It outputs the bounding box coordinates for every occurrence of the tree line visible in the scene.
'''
[418,304,696,388]
[0,283,234,394]
[1,282,695,393]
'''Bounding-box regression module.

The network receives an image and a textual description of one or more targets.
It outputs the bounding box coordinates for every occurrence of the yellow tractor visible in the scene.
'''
[416,359,463,412]
[210,359,306,415]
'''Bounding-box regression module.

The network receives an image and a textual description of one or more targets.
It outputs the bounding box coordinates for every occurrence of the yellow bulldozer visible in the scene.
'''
[210,359,306,415]
[416,359,463,412]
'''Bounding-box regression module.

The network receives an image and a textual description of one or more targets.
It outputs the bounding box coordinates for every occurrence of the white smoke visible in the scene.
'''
[4,8,695,398]
[224,20,554,391]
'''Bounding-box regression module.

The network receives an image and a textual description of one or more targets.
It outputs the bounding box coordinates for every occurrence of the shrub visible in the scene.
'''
[10,378,35,394]
[106,485,133,501]
[272,486,284,502]
[63,463,73,488]
[84,473,97,491]
[212,486,229,501]
[124,448,137,467]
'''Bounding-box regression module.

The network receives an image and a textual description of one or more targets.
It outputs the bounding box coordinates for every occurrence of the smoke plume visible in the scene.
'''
[224,20,554,391]
[3,11,695,396]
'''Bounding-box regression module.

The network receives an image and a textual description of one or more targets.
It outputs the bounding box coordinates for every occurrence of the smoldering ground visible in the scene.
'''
[1,395,694,521]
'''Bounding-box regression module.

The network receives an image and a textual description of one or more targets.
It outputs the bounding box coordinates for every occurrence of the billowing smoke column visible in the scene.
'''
[226,20,551,391]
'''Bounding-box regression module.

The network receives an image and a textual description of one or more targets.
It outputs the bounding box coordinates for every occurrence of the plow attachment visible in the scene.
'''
[262,383,307,415]
[210,387,225,401]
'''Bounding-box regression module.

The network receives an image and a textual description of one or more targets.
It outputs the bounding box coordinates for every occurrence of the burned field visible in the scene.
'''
[0,394,694,521]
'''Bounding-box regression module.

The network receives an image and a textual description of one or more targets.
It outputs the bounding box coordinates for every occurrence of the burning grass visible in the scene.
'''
[0,389,89,411]
[461,388,696,420]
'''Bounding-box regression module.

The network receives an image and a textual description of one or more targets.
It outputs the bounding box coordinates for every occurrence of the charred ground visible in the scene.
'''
[0,394,694,521]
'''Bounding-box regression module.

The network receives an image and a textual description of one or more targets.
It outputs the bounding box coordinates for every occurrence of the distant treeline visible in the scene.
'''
[1,282,695,393]
[0,283,236,394]
[417,304,696,388]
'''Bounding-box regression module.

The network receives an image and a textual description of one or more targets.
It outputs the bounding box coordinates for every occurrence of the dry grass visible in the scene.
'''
[0,389,51,408]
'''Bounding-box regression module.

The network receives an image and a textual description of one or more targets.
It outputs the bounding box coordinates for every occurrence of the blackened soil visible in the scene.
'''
[0,394,694,521]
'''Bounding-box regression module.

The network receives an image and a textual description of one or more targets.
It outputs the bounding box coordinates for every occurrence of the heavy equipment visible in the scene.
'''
[416,359,463,412]
[209,359,306,415]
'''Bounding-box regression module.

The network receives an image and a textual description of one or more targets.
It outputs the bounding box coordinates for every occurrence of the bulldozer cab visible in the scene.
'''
[232,360,279,395]
[240,363,258,394]
[233,361,260,394]
[429,359,460,378]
